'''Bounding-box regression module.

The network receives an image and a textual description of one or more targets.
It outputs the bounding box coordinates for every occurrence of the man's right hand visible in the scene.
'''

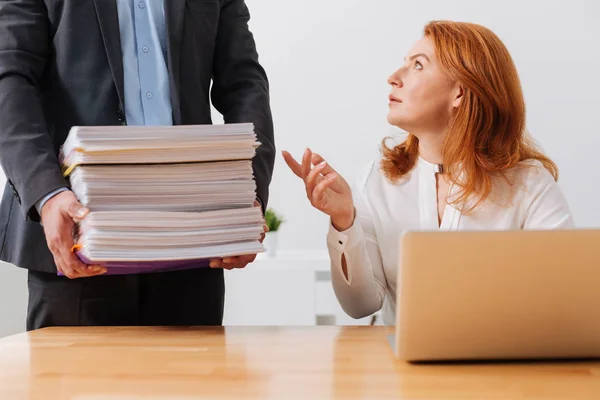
[40,190,106,279]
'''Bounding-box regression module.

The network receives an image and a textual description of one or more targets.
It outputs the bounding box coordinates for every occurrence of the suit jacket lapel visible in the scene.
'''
[92,0,125,111]
[165,0,186,125]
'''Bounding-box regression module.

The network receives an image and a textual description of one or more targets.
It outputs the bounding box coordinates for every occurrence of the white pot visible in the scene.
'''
[264,231,279,257]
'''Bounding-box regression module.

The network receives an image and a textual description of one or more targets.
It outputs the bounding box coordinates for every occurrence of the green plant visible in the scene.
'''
[265,208,284,232]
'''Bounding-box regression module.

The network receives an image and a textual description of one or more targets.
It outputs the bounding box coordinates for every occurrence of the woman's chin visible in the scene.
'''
[387,113,407,130]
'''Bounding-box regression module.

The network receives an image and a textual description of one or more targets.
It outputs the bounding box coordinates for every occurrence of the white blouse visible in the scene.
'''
[326,157,575,325]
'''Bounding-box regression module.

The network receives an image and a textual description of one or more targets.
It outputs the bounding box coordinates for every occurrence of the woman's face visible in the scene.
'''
[387,36,462,136]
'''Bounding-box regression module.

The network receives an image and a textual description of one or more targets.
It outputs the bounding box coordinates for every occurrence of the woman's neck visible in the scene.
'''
[417,132,445,165]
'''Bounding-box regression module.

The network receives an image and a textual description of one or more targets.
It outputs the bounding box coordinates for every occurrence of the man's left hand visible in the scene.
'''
[209,200,268,270]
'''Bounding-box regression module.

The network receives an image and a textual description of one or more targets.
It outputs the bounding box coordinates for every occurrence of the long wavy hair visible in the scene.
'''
[380,21,557,211]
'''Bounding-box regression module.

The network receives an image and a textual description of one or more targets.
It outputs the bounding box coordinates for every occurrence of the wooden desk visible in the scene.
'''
[1,326,600,399]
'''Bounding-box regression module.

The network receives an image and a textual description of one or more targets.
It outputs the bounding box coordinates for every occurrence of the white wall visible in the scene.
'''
[0,171,29,336]
[1,0,599,334]
[246,0,600,251]
[0,263,27,337]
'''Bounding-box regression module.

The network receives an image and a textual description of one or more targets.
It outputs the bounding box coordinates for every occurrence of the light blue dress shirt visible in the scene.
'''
[37,0,173,214]
[116,0,173,126]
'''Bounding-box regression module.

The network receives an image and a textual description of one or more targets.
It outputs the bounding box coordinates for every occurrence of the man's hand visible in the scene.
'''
[209,200,268,270]
[40,190,106,279]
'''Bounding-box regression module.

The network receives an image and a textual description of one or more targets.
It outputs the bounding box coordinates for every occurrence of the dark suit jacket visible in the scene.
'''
[0,0,275,273]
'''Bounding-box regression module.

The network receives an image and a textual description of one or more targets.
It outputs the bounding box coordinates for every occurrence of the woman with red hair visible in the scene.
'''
[283,21,574,325]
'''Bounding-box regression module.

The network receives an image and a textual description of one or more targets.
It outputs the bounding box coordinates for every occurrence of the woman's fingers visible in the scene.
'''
[301,148,313,179]
[283,150,342,204]
[312,173,337,206]
[311,153,337,176]
[305,161,327,198]
[282,150,303,178]
[312,153,348,193]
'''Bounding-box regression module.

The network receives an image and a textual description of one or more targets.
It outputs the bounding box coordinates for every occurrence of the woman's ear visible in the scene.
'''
[452,83,464,108]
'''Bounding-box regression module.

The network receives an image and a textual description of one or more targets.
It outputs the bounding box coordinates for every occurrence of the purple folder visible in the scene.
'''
[56,252,212,276]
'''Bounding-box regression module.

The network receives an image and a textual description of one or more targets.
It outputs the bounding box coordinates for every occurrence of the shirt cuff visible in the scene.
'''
[326,218,363,254]
[35,187,70,215]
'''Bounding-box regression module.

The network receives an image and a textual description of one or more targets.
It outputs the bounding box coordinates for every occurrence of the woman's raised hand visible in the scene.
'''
[282,148,355,231]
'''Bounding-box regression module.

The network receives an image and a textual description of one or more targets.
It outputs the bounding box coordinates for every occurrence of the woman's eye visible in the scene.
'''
[414,61,423,70]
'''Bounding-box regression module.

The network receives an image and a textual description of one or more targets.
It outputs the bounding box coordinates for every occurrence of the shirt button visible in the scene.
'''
[146,92,153,99]
[138,2,145,9]
[142,46,149,53]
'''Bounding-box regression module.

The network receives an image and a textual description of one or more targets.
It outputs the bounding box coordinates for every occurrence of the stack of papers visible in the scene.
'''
[60,123,265,275]
[69,161,256,211]
[74,209,265,275]
[61,123,259,174]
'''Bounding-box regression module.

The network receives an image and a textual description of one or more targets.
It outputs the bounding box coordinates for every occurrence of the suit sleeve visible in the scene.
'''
[210,0,275,213]
[0,0,70,222]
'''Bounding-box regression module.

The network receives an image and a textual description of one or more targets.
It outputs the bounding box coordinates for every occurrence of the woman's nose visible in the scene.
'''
[387,69,402,87]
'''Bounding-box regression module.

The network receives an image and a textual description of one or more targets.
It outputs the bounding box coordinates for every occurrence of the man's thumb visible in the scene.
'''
[67,201,89,221]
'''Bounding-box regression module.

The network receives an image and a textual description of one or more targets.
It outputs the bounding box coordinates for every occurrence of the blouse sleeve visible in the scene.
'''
[521,164,575,229]
[326,161,389,319]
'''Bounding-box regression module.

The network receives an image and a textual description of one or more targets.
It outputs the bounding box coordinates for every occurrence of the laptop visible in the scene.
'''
[390,229,600,362]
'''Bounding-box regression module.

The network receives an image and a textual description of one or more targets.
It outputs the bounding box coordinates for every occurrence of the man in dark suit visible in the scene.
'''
[0,0,275,330]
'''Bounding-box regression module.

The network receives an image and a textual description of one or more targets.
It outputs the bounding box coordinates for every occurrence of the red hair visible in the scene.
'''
[381,21,557,211]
